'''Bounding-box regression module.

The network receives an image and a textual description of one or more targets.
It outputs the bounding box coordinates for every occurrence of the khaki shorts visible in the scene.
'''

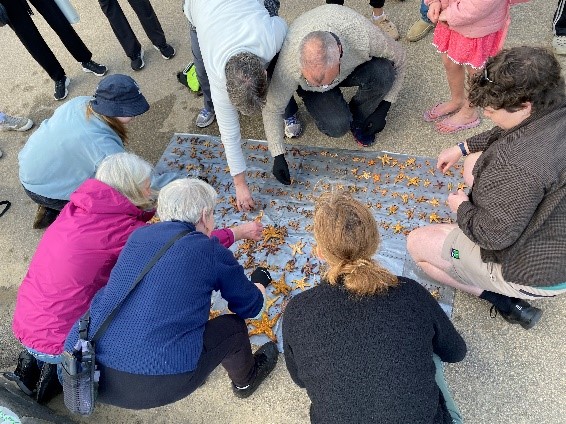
[441,228,566,299]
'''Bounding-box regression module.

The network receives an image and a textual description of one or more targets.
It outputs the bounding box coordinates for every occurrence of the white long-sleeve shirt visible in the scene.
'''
[184,0,288,176]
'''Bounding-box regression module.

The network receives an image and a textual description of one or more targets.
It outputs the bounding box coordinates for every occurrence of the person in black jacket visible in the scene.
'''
[283,191,467,424]
[2,0,107,100]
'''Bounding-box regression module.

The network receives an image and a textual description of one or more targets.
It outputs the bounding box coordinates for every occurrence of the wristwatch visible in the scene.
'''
[457,142,468,157]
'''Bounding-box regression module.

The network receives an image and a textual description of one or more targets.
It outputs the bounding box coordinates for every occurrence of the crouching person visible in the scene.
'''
[283,191,466,423]
[6,152,155,404]
[64,178,278,409]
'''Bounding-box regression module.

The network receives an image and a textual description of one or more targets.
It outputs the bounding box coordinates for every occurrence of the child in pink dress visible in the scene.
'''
[423,0,512,133]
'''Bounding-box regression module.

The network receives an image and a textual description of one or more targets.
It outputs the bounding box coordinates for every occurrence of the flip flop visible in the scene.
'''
[435,117,481,134]
[423,103,461,122]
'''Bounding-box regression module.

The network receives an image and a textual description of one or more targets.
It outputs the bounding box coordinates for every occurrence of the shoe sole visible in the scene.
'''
[0,120,33,132]
[132,50,145,71]
[153,45,176,59]
[82,64,107,77]
[521,308,543,330]
[284,127,303,138]
[2,372,35,396]
[53,77,70,101]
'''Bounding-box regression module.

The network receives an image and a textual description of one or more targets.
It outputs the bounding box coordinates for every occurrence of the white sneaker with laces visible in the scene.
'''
[196,108,215,128]
[0,115,33,132]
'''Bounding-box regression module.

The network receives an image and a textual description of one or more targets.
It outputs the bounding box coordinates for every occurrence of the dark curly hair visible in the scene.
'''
[225,52,267,116]
[468,46,565,114]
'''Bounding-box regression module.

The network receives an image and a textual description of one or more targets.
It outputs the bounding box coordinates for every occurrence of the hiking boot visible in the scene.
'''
[54,76,70,101]
[552,35,566,55]
[0,114,33,132]
[2,350,40,396]
[195,108,215,128]
[232,341,278,399]
[491,299,542,330]
[284,113,302,138]
[351,124,376,147]
[81,60,108,77]
[36,363,63,404]
[406,18,435,42]
[131,49,145,71]
[372,13,400,40]
[154,43,176,59]
[32,205,60,229]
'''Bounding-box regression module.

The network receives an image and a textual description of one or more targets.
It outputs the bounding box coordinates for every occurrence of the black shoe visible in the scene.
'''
[54,76,69,101]
[154,43,175,59]
[32,205,60,229]
[36,363,63,404]
[491,299,543,330]
[350,123,376,147]
[81,60,108,77]
[2,350,40,396]
[131,49,145,71]
[232,341,278,399]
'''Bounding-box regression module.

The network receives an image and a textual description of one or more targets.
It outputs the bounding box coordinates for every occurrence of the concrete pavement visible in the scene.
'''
[0,1,564,423]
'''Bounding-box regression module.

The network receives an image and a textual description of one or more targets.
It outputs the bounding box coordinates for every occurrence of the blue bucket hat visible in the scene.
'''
[90,74,150,117]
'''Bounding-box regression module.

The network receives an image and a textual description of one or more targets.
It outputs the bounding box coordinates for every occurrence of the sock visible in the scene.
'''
[372,12,385,20]
[479,291,515,314]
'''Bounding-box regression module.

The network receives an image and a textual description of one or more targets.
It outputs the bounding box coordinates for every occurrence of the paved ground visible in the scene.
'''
[0,0,564,423]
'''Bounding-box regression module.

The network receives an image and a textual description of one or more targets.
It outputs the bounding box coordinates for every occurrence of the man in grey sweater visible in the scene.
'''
[263,4,406,185]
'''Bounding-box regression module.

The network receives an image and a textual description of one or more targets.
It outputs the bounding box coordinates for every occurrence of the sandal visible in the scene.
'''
[435,117,481,134]
[0,200,11,218]
[423,103,461,122]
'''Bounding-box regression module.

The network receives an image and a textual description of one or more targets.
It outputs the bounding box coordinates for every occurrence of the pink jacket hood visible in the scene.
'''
[13,179,155,355]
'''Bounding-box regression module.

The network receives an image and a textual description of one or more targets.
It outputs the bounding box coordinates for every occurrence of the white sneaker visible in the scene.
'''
[284,113,302,138]
[0,115,33,132]
[552,35,566,55]
[195,108,215,128]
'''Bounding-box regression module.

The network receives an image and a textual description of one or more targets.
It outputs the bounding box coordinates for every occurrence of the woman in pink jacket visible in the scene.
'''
[5,152,262,404]
[423,0,513,133]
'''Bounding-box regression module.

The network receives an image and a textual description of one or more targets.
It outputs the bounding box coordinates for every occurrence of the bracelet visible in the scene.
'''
[457,142,468,157]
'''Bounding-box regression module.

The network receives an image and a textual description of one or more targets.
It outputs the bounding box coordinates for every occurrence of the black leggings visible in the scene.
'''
[97,315,256,410]
[326,0,386,8]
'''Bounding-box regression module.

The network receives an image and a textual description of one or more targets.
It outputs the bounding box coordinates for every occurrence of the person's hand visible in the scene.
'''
[251,267,272,288]
[232,221,263,242]
[437,145,462,174]
[438,10,448,23]
[365,100,391,135]
[427,1,442,24]
[448,189,469,213]
[272,154,291,185]
[234,173,255,211]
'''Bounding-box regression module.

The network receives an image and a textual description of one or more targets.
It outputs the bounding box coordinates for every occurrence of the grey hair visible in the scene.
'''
[157,178,217,224]
[95,152,153,209]
[225,52,267,116]
[299,31,341,84]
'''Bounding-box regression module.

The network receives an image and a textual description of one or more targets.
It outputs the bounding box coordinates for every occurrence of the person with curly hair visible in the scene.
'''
[283,191,466,423]
[408,46,566,330]
[183,0,301,212]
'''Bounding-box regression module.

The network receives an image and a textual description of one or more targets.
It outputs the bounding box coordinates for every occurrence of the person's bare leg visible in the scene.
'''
[436,65,479,130]
[463,152,481,187]
[407,224,483,296]
[427,53,466,118]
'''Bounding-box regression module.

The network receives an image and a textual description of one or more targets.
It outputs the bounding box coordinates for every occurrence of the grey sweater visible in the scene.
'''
[262,4,407,157]
[283,277,466,424]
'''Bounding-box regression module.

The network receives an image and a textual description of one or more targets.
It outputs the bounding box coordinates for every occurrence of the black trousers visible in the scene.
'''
[556,0,566,35]
[297,57,395,137]
[5,0,92,81]
[97,315,256,410]
[97,0,167,59]
[326,0,386,8]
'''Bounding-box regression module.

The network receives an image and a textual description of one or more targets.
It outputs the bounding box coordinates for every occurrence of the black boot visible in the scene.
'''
[36,363,63,404]
[490,299,543,330]
[32,205,60,229]
[232,341,279,398]
[2,350,40,396]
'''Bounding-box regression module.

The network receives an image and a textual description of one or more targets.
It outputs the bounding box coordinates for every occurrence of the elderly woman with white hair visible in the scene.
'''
[63,178,278,409]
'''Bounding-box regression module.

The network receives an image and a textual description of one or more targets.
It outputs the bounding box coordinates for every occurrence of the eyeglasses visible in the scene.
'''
[303,32,342,89]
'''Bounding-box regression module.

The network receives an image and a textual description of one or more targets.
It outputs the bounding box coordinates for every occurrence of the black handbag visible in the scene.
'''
[61,229,191,415]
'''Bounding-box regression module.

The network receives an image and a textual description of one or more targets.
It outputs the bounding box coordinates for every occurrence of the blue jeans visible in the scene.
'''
[420,0,431,24]
[433,354,463,424]
[26,347,64,384]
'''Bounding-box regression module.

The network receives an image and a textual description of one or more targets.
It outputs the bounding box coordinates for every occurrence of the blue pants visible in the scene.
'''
[420,0,431,24]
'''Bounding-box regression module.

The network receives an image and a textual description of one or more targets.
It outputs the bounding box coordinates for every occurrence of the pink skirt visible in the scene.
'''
[432,22,508,69]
